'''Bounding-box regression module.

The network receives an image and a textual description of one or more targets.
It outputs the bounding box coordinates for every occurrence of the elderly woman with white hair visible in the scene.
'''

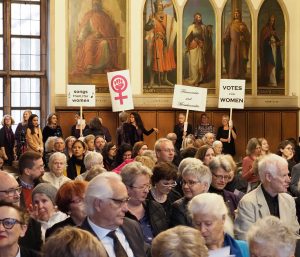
[75,151,104,180]
[247,216,297,257]
[121,161,168,244]
[188,193,249,257]
[212,140,223,156]
[170,161,211,227]
[43,152,70,189]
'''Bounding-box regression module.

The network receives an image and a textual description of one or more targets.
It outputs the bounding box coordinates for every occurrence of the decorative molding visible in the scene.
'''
[55,93,298,109]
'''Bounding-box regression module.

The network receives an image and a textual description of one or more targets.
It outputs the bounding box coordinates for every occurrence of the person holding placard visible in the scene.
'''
[216,115,237,157]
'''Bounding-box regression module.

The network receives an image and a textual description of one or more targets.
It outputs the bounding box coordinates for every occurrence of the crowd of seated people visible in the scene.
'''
[0,110,300,257]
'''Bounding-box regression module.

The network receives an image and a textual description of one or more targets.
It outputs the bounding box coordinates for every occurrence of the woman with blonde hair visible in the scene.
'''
[216,114,237,156]
[0,114,16,165]
[43,226,107,257]
[152,226,208,257]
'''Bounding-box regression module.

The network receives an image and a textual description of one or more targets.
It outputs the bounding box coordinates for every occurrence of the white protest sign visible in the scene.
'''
[107,70,134,112]
[172,84,207,112]
[67,85,95,107]
[218,79,245,109]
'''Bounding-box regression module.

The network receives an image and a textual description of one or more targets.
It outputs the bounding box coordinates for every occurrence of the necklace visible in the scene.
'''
[150,188,167,203]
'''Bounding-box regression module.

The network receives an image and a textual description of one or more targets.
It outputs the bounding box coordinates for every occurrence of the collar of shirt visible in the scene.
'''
[87,217,134,257]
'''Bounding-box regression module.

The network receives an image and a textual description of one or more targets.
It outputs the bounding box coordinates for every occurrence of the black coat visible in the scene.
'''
[169,197,192,227]
[125,199,168,238]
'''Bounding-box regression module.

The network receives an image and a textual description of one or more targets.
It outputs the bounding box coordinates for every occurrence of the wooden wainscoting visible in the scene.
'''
[56,108,299,161]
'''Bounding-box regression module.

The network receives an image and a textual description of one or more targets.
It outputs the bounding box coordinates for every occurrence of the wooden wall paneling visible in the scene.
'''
[264,112,281,153]
[158,111,175,138]
[57,111,75,138]
[281,112,298,140]
[232,112,247,162]
[138,111,157,149]
[99,111,118,143]
[211,111,228,134]
[247,111,264,139]
[175,110,194,132]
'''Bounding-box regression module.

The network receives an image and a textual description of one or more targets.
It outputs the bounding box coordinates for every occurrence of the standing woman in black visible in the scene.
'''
[216,114,237,156]
[130,112,158,143]
[42,113,63,144]
[15,110,32,159]
[0,115,16,165]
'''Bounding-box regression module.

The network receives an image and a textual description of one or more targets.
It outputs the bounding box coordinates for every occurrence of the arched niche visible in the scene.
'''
[257,0,286,95]
[221,0,253,95]
[142,0,178,94]
[182,0,217,94]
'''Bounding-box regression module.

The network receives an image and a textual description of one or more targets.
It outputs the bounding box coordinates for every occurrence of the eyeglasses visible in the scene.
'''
[130,184,151,191]
[212,173,230,181]
[109,197,130,207]
[160,148,175,153]
[0,218,23,229]
[0,186,22,197]
[180,180,200,187]
[161,181,177,188]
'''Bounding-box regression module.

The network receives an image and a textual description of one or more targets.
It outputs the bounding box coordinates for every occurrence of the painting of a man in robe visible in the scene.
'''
[143,0,177,93]
[69,0,127,92]
[221,0,252,94]
[258,0,285,95]
[182,0,215,94]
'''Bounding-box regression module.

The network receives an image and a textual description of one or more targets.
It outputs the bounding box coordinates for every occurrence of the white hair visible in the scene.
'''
[178,158,203,175]
[84,151,103,170]
[188,193,233,236]
[258,154,288,182]
[48,152,67,171]
[212,140,222,148]
[182,164,212,188]
[247,216,296,257]
[209,155,231,173]
[85,172,122,216]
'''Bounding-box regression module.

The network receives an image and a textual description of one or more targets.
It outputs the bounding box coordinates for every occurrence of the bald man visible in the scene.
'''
[0,171,42,252]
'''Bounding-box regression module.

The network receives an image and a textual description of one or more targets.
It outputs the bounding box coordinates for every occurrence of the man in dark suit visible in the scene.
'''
[81,172,149,257]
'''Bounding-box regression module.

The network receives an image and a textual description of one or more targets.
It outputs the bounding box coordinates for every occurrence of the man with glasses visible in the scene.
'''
[170,162,211,227]
[0,171,42,252]
[234,154,299,240]
[17,151,45,209]
[154,138,175,163]
[81,172,149,257]
[0,201,39,257]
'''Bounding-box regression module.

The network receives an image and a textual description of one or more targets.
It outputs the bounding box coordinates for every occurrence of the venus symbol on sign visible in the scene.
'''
[111,75,128,105]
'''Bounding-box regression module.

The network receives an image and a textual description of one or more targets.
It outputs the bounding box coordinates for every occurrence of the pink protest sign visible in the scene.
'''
[107,70,134,112]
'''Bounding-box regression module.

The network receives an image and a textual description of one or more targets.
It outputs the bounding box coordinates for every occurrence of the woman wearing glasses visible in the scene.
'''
[148,162,181,223]
[208,155,241,219]
[170,163,212,227]
[120,161,168,244]
[0,201,39,257]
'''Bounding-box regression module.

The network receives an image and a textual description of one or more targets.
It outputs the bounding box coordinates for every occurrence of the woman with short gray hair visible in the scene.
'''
[170,163,211,227]
[188,193,249,257]
[120,161,168,244]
